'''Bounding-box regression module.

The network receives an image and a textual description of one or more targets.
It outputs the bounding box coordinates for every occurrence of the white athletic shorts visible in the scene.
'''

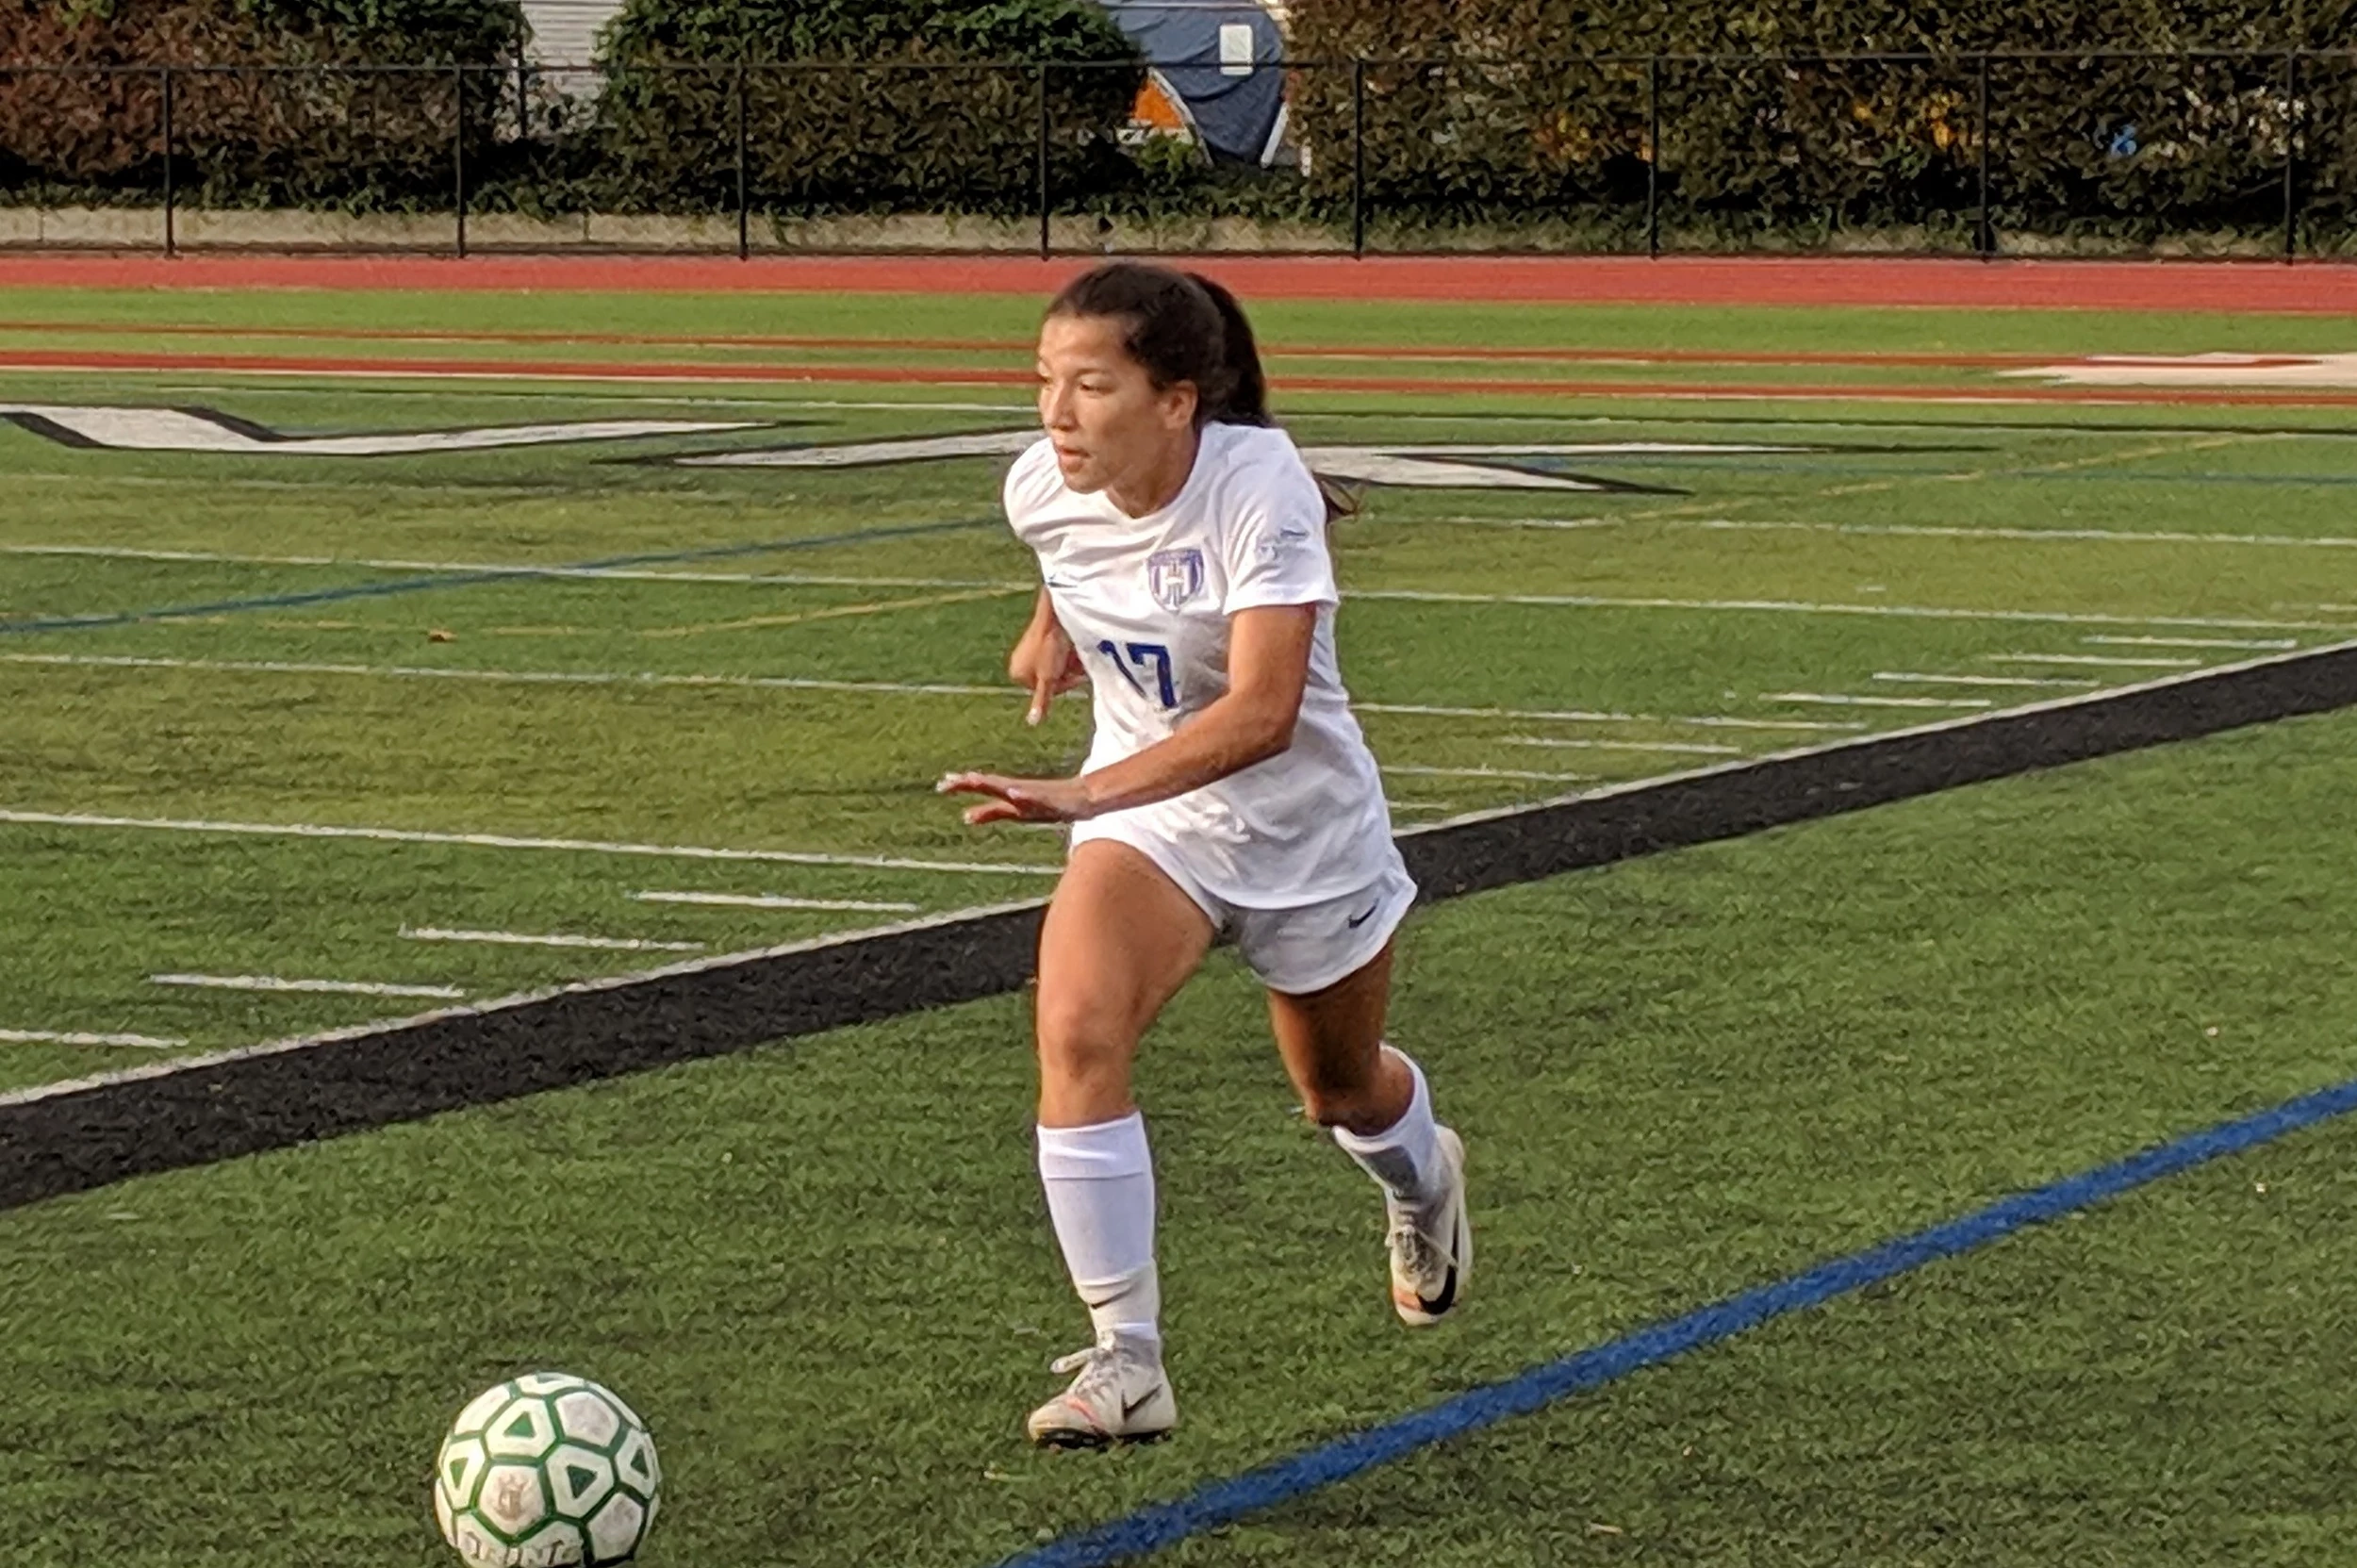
[1077,821,1419,996]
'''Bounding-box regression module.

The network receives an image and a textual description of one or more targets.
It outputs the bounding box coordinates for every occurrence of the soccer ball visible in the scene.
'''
[434,1373,661,1567]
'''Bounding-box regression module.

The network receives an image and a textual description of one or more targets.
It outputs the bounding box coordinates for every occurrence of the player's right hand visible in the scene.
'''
[1010,617,1086,727]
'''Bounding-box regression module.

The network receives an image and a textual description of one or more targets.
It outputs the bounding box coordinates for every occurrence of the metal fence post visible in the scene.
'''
[735,63,750,260]
[2283,49,2300,262]
[1035,63,1051,260]
[453,65,468,257]
[1351,58,1367,256]
[1645,55,1660,257]
[160,66,176,258]
[1976,53,1993,258]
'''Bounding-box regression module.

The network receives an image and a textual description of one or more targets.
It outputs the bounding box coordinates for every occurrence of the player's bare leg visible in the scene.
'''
[1026,840,1212,1445]
[1269,943,1471,1325]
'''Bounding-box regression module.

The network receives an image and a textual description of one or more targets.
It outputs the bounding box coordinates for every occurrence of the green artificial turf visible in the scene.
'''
[5,285,2356,1079]
[5,704,2356,1566]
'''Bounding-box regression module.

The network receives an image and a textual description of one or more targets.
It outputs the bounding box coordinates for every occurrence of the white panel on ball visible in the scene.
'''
[485,1398,560,1460]
[553,1389,621,1447]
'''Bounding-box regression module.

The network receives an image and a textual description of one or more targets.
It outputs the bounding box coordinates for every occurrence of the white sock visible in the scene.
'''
[1332,1047,1444,1203]
[1036,1113,1162,1353]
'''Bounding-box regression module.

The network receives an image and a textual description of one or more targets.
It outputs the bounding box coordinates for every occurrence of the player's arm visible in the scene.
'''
[943,603,1315,824]
[1007,587,1086,726]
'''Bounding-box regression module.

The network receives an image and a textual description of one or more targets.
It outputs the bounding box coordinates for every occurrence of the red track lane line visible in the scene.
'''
[4,253,2357,313]
[0,316,2077,370]
[8,343,2357,406]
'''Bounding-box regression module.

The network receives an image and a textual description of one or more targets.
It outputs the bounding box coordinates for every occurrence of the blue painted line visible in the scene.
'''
[1000,1073,2357,1568]
[0,517,996,636]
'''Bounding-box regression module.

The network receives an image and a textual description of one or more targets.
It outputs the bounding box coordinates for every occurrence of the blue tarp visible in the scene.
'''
[1096,0,1288,165]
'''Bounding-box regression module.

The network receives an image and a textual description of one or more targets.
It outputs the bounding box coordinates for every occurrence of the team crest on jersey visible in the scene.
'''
[1147,548,1206,611]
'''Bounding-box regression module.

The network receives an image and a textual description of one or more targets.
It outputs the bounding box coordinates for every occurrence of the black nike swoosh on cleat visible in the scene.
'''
[1415,1264,1459,1317]
[1345,902,1381,929]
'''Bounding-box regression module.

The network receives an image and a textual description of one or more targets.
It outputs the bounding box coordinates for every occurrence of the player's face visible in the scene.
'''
[1037,312,1197,497]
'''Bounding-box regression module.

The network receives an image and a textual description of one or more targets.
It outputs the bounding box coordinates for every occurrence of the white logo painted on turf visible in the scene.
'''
[0,404,761,455]
[2005,354,2357,388]
[672,430,1828,493]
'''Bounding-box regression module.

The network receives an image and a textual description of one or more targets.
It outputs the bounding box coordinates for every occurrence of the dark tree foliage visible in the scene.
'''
[590,0,1144,215]
[0,0,523,205]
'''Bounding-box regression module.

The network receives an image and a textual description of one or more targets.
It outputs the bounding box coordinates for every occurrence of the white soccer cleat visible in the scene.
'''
[1025,1335,1178,1448]
[1387,1125,1471,1326]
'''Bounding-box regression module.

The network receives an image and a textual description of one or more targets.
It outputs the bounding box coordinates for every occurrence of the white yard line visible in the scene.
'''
[1762,691,1993,708]
[1689,519,2357,550]
[151,973,466,999]
[1444,516,2357,551]
[1348,588,2346,634]
[2081,634,2299,651]
[0,541,1025,592]
[17,635,2353,1113]
[1499,734,1744,755]
[1358,700,1858,733]
[0,810,1063,877]
[0,652,1007,701]
[1,896,1049,1110]
[1872,670,2102,689]
[1381,764,1591,783]
[0,652,1862,734]
[400,927,705,952]
[632,890,922,913]
[1985,652,2203,668]
[0,1028,184,1049]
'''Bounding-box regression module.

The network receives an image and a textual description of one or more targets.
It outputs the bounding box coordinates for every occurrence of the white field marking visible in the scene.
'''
[21,635,2356,1113]
[0,652,1009,701]
[2005,353,2357,388]
[1760,691,1994,709]
[0,811,1063,877]
[150,973,466,999]
[1410,635,2357,840]
[632,889,922,914]
[2082,634,2299,651]
[0,652,1861,735]
[0,541,1029,592]
[150,386,1040,414]
[1689,518,2357,551]
[1872,670,2102,689]
[1346,588,2349,635]
[0,405,761,455]
[0,896,1050,1110]
[1985,652,2203,668]
[0,1028,184,1049]
[1441,515,2357,552]
[1389,801,1459,815]
[1381,764,1591,783]
[1356,700,1859,733]
[1499,734,1744,755]
[400,926,705,952]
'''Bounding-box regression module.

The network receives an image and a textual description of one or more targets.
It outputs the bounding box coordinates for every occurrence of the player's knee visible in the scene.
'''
[1033,992,1135,1085]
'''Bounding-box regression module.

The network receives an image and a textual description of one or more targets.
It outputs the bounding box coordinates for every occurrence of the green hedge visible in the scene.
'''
[1284,0,2357,244]
[0,0,522,206]
[586,0,1144,216]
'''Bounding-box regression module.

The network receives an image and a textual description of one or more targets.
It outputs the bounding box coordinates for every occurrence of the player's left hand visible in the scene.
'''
[936,771,1096,825]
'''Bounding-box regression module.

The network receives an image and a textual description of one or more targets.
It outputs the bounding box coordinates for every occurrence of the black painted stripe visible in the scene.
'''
[4,640,2352,1213]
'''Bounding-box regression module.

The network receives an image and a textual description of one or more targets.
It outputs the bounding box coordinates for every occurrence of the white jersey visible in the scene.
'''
[1003,421,1397,908]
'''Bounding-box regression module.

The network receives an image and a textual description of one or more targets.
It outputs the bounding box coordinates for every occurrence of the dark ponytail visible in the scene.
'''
[1182,272,1270,427]
[1046,260,1354,518]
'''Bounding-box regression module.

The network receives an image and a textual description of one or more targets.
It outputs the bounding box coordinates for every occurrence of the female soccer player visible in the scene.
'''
[938,261,1469,1448]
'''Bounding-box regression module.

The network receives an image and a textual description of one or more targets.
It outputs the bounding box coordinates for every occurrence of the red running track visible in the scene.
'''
[1,252,2354,313]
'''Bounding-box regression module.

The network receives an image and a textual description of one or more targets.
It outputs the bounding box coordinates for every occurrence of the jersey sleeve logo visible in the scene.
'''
[1146,548,1206,611]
